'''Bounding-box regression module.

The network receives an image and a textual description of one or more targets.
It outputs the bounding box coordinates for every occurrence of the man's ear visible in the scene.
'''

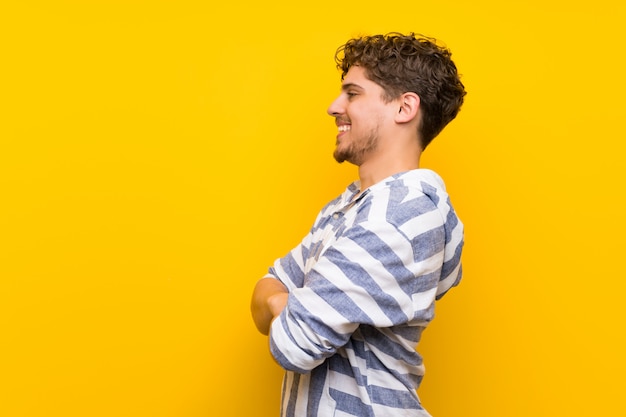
[395,92,420,124]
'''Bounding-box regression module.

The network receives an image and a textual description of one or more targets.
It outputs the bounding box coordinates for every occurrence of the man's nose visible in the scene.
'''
[327,96,343,117]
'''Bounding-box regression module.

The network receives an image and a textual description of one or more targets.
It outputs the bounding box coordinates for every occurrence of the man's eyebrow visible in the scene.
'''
[341,82,364,91]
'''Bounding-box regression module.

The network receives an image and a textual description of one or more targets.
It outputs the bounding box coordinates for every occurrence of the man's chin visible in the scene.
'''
[333,150,348,164]
[334,154,360,166]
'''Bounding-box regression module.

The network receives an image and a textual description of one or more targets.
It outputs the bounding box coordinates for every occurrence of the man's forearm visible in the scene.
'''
[251,277,289,335]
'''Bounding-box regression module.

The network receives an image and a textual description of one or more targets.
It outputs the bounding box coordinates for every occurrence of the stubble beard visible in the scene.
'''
[333,128,379,165]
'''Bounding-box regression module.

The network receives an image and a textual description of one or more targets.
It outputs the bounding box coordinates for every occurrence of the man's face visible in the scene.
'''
[327,66,395,165]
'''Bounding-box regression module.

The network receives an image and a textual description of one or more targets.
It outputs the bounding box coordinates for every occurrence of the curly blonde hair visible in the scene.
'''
[335,33,466,148]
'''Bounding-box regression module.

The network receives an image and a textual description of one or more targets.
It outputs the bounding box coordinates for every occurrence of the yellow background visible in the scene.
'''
[2,1,625,416]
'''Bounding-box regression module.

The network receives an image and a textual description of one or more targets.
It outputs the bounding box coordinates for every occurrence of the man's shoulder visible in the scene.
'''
[360,171,449,229]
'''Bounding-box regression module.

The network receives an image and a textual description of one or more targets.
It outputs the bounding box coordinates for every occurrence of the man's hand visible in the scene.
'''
[251,278,289,335]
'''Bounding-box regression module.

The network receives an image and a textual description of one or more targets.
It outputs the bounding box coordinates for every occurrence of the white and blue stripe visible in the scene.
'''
[267,169,464,417]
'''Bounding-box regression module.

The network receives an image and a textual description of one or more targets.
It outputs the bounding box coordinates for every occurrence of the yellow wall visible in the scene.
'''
[2,1,625,416]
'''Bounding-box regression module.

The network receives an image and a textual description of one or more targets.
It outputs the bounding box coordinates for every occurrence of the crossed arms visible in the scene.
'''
[251,278,289,335]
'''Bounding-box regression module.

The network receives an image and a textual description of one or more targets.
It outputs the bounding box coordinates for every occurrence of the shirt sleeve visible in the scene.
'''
[265,213,323,291]
[269,203,447,373]
[265,236,309,292]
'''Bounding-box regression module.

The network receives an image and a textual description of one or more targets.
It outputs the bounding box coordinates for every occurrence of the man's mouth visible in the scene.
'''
[338,125,351,133]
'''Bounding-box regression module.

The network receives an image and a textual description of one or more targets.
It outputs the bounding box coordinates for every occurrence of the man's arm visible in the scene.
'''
[251,277,289,335]
[269,213,447,373]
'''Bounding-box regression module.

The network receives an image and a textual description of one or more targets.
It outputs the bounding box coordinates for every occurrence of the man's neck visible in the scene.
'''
[357,153,421,191]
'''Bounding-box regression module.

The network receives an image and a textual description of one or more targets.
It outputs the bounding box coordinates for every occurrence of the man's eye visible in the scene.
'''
[347,92,357,98]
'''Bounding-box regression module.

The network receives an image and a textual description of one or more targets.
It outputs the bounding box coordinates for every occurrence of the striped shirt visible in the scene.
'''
[267,169,464,417]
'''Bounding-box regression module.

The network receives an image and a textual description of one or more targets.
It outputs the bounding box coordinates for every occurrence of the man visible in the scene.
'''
[251,32,466,417]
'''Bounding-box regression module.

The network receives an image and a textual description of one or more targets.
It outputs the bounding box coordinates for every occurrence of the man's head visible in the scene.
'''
[335,32,466,149]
